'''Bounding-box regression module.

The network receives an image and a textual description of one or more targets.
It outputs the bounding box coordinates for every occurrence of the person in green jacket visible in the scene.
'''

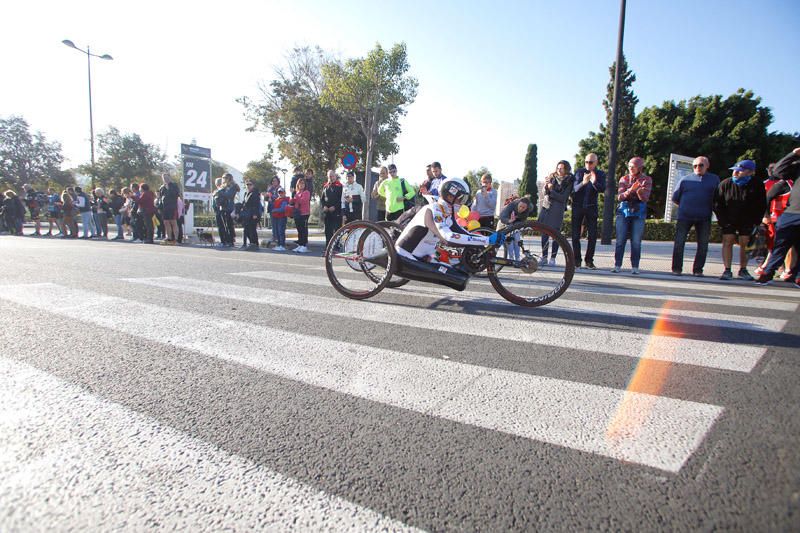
[378,164,416,221]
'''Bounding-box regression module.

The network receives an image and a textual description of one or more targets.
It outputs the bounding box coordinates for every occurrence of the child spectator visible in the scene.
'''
[270,187,290,251]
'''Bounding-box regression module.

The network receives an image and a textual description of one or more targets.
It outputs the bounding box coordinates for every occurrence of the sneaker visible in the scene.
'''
[247,244,259,251]
[779,271,794,282]
[612,266,621,273]
[671,270,682,276]
[738,269,754,281]
[794,280,800,289]
[548,258,556,267]
[273,246,286,251]
[754,274,772,286]
[294,246,308,253]
[692,271,704,277]
[585,261,596,270]
[132,239,143,243]
[631,268,640,275]
[719,270,733,280]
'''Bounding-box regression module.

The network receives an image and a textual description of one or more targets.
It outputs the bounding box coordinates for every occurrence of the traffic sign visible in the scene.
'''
[183,157,211,201]
[341,151,358,170]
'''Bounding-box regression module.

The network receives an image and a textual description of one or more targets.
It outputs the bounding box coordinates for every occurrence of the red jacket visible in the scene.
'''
[271,196,291,218]
[137,191,156,215]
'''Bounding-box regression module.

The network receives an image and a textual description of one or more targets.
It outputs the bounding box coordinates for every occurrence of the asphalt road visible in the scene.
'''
[1,236,799,531]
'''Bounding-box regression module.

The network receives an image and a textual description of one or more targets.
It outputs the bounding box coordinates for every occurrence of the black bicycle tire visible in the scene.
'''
[376,221,411,288]
[325,221,397,300]
[487,221,575,307]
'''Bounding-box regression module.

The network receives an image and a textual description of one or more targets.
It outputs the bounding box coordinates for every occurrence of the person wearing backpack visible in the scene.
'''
[378,164,416,221]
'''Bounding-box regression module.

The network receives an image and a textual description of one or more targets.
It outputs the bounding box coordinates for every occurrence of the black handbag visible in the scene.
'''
[400,179,415,211]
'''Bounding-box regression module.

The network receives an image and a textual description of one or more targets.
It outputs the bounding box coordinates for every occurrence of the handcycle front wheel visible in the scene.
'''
[486,221,575,307]
[325,221,398,300]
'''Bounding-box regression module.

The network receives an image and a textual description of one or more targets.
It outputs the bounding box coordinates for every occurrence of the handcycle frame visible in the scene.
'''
[324,218,575,307]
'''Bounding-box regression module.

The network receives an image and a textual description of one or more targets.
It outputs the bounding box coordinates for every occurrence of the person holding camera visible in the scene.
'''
[471,173,498,229]
[613,157,652,274]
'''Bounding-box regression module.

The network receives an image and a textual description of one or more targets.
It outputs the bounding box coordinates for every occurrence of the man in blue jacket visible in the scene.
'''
[571,153,606,269]
[670,156,720,276]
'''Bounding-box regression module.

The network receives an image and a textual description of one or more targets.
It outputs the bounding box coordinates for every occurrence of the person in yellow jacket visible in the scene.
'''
[377,164,416,221]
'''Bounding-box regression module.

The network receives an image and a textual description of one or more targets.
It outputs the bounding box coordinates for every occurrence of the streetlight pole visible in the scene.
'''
[62,40,113,191]
[601,0,627,245]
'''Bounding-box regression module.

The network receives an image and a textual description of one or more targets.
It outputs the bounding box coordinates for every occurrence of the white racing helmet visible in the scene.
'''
[438,177,471,207]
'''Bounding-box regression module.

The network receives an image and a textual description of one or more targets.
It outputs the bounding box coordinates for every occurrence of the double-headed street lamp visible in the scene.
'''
[62,39,113,190]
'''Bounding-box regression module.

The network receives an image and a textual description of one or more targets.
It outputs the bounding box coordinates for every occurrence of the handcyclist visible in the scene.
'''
[394,177,505,290]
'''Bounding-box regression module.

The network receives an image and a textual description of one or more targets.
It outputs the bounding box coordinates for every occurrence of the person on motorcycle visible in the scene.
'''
[393,177,505,290]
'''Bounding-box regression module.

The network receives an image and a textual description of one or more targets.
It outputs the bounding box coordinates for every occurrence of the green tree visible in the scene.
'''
[634,89,797,216]
[88,126,167,190]
[243,146,281,191]
[0,116,69,190]
[321,42,418,216]
[576,54,639,178]
[518,144,538,213]
[462,167,491,196]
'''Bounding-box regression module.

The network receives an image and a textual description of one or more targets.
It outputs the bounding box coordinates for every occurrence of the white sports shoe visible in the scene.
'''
[612,266,621,273]
[548,258,556,267]
[294,246,308,253]
[273,246,286,251]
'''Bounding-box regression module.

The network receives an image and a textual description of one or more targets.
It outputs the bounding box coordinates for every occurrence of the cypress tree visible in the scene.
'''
[519,143,538,215]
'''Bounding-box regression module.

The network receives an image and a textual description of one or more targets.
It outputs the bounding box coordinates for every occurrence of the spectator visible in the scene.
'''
[378,164,416,221]
[427,162,446,197]
[471,173,498,229]
[2,191,23,235]
[371,166,389,221]
[755,164,795,281]
[713,159,767,280]
[154,190,165,240]
[74,186,94,239]
[129,182,143,243]
[159,173,180,244]
[60,189,78,238]
[109,189,125,240]
[289,166,304,198]
[264,176,281,230]
[212,177,228,246]
[291,177,311,253]
[93,188,110,239]
[304,168,316,199]
[270,187,290,251]
[670,156,720,276]
[342,170,365,223]
[46,187,63,237]
[572,153,606,269]
[419,164,434,196]
[613,157,652,274]
[22,184,45,236]
[755,148,800,286]
[240,180,262,250]
[321,170,343,245]
[497,196,535,261]
[138,183,156,244]
[176,195,185,244]
[213,173,237,247]
[538,161,574,266]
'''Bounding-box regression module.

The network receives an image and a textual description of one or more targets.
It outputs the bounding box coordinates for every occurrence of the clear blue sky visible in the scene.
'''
[1,0,798,184]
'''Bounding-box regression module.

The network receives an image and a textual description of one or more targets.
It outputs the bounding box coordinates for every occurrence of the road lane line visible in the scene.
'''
[0,357,418,532]
[1,283,723,473]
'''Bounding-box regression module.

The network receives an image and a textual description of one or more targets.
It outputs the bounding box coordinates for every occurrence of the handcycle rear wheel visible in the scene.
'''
[325,221,397,300]
[375,221,410,288]
[487,221,575,307]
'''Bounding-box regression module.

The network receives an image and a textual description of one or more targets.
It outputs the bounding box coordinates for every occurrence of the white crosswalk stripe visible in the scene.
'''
[0,357,417,532]
[1,282,723,473]
[235,269,798,311]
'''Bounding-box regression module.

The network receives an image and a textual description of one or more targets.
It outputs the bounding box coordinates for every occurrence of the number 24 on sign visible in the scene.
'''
[185,162,208,188]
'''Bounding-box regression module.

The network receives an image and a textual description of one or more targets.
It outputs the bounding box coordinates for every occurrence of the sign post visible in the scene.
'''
[181,144,211,240]
[663,153,695,222]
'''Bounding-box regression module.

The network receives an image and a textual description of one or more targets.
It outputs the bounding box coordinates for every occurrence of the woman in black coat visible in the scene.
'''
[241,181,262,250]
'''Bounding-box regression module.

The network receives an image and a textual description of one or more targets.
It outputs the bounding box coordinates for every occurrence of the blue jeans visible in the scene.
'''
[114,214,124,238]
[80,211,94,237]
[615,214,645,268]
[671,218,711,273]
[272,217,287,246]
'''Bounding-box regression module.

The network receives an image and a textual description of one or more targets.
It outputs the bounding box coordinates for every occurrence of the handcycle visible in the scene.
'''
[324,218,575,307]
